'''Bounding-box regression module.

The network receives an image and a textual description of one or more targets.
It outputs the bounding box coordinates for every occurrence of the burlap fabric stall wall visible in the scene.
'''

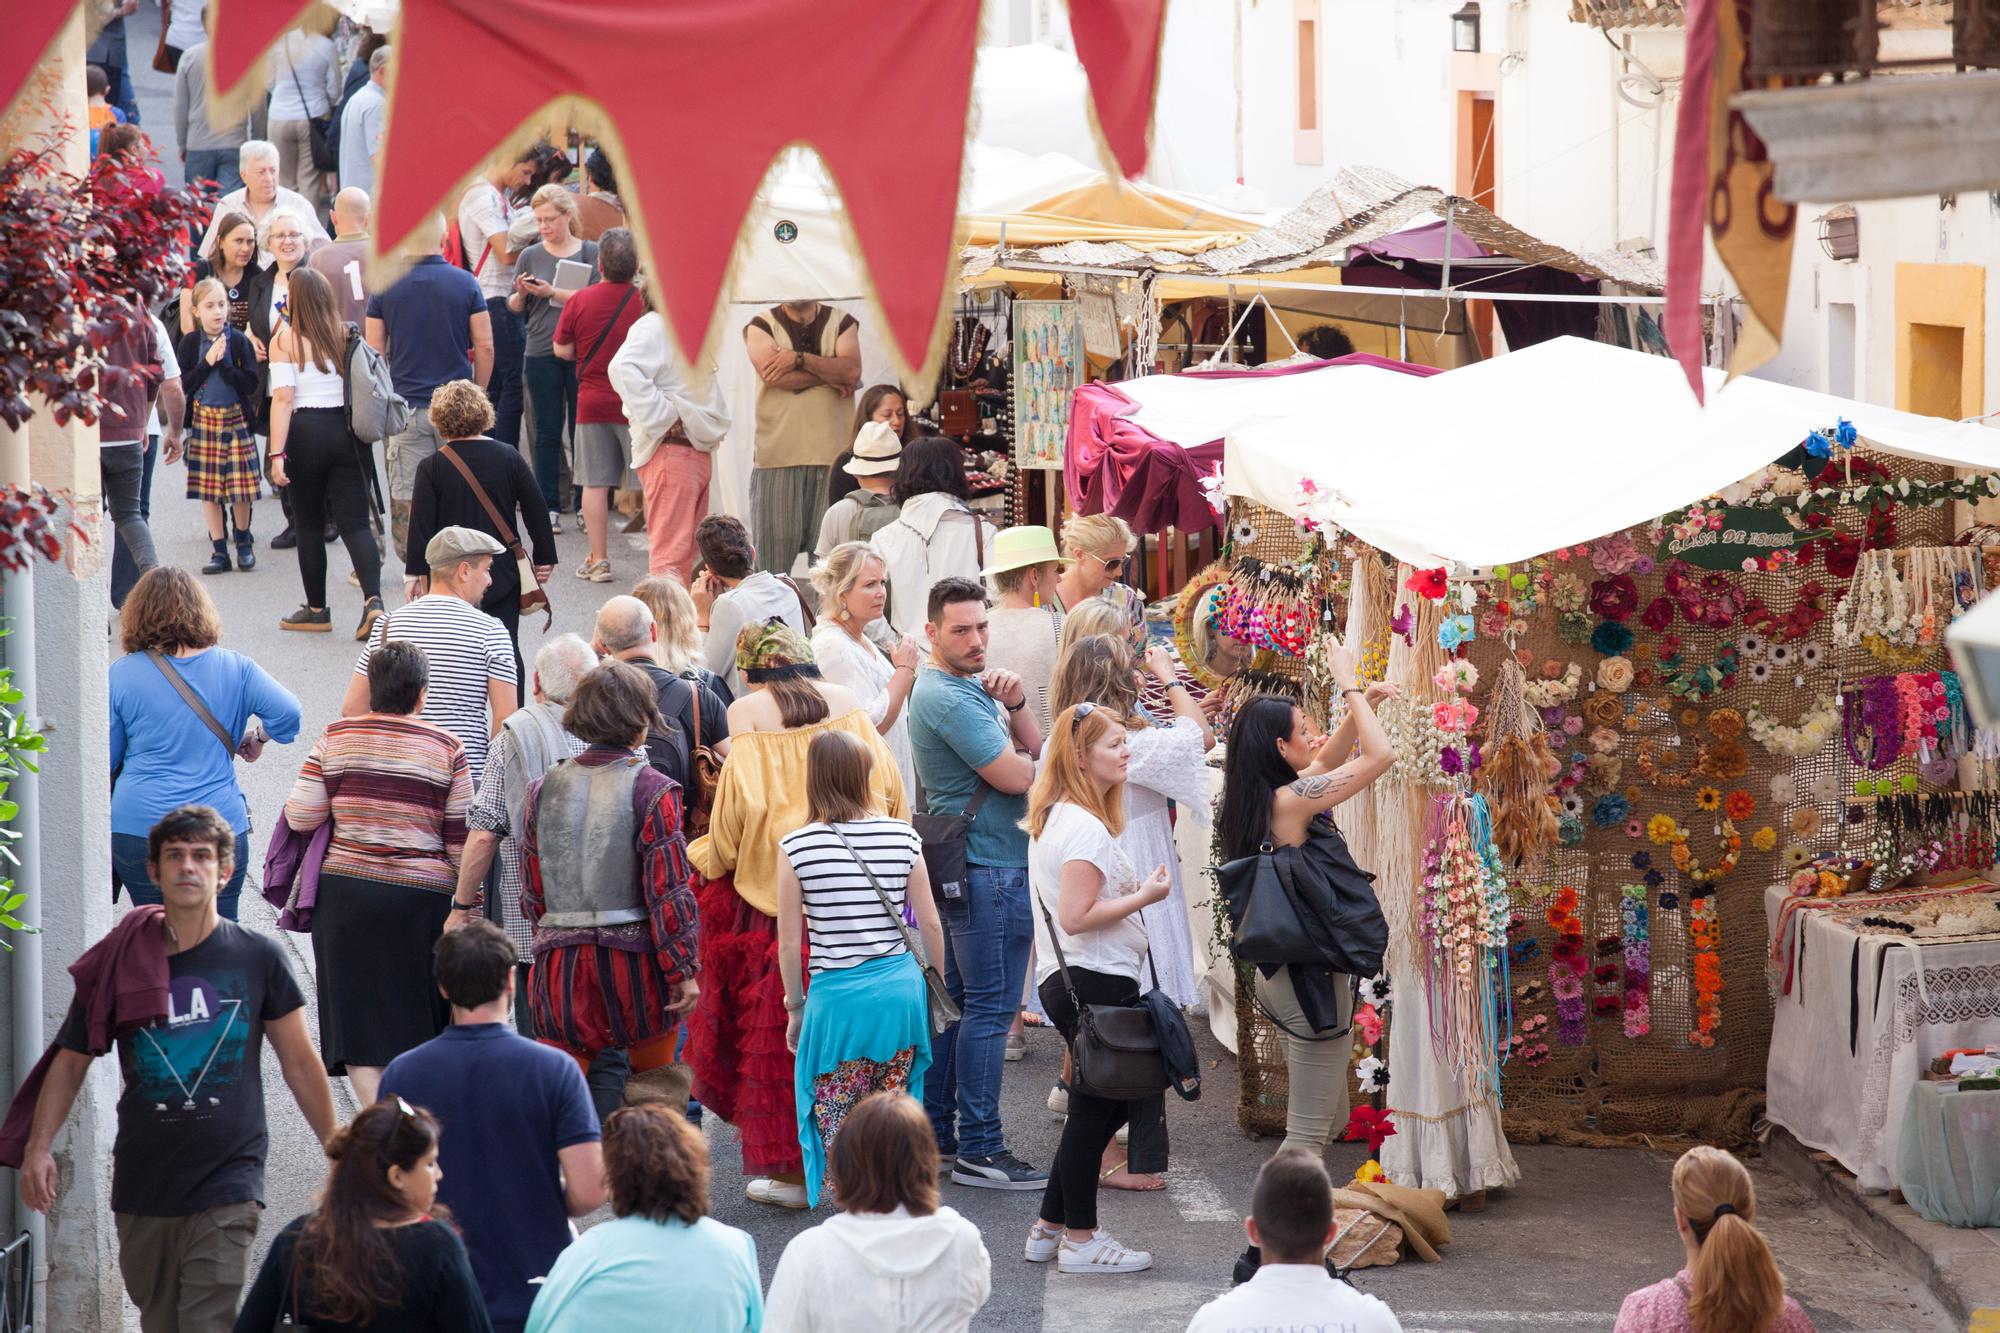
[1223,454,1960,1147]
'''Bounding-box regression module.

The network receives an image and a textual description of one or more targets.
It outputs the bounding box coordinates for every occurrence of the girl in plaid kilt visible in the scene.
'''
[175,278,264,574]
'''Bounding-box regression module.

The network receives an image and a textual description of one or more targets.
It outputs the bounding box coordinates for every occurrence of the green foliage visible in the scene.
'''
[0,624,45,947]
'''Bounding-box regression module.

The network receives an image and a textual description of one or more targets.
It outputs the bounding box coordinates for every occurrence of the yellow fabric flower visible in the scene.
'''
[1694,786,1722,812]
[1647,814,1679,845]
[1752,826,1778,853]
[1355,1159,1385,1183]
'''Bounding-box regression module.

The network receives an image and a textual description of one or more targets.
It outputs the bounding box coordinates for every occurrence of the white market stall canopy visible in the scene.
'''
[1222,337,2000,569]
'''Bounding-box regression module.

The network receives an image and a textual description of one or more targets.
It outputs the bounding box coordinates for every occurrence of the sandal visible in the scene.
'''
[1098,1160,1166,1191]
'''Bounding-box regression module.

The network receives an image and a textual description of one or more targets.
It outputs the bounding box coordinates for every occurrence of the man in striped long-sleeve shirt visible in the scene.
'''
[515,659,700,1121]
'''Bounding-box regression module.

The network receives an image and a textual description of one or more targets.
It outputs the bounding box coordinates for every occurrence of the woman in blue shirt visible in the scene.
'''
[110,566,301,919]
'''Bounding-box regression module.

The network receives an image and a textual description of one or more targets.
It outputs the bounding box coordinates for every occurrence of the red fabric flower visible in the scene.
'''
[1342,1105,1398,1155]
[1824,532,1861,580]
[1405,566,1449,600]
[1588,575,1639,622]
[1639,596,1675,632]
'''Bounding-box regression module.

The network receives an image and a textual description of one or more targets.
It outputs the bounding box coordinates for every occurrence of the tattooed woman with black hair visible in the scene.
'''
[1217,638,1396,1277]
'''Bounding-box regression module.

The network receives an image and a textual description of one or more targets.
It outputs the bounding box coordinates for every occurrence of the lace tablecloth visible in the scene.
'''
[1764,883,2000,1191]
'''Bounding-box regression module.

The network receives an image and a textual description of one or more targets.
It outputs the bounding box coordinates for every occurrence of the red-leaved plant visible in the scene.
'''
[0,120,213,431]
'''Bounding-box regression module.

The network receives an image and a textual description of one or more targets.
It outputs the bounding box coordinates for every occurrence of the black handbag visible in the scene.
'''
[1216,839,1387,979]
[285,58,339,173]
[911,772,989,911]
[1034,894,1169,1102]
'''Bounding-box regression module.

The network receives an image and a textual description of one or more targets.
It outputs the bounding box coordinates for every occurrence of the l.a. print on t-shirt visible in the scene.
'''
[56,920,306,1215]
[133,970,253,1114]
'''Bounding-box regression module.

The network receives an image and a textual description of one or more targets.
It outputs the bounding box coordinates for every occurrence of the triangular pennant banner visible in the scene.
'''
[4,0,1169,381]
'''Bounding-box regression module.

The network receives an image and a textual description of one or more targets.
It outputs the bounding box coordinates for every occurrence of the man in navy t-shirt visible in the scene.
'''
[380,920,604,1333]
[364,218,495,566]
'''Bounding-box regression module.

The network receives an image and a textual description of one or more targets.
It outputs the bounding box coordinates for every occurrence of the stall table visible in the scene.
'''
[1764,880,2000,1191]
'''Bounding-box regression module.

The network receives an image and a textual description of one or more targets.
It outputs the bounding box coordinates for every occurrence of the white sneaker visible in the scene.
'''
[549,510,564,535]
[1024,1222,1063,1263]
[1058,1230,1153,1274]
[1047,1083,1069,1117]
[745,1177,809,1209]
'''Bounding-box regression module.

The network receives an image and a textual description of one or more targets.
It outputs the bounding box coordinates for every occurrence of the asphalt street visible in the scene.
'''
[105,13,1953,1329]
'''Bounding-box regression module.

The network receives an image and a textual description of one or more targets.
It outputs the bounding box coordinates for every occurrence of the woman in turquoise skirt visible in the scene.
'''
[776,730,945,1206]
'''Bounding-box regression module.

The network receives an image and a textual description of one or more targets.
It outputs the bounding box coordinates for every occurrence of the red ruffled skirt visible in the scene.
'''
[687,871,802,1177]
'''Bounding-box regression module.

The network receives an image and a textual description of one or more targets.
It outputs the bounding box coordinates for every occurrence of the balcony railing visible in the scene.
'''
[1749,0,1997,78]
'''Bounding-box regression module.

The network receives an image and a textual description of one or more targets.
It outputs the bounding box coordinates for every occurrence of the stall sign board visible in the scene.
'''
[1657,507,1800,569]
[1013,300,1082,471]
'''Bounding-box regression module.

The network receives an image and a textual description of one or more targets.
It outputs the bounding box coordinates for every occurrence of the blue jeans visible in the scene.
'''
[112,831,249,922]
[486,298,525,447]
[182,149,244,197]
[923,863,1032,1158]
[521,354,575,513]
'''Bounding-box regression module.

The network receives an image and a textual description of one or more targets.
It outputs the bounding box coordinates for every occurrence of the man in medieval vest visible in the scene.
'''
[520,659,702,1120]
[742,299,861,576]
[454,633,597,1020]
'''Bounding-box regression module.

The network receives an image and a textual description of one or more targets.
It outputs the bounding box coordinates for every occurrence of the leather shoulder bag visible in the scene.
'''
[436,442,553,627]
[1034,892,1169,1102]
[827,824,960,1035]
[679,675,722,839]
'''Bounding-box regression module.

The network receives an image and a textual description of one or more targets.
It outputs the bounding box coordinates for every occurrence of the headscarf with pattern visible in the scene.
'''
[735,619,821,683]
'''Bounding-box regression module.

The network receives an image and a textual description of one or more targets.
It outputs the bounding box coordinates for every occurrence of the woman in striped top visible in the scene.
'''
[776,730,944,1207]
[284,640,473,1104]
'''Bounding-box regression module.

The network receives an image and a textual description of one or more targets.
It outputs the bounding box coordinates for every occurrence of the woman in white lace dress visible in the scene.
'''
[1049,634,1214,1009]
[809,542,921,798]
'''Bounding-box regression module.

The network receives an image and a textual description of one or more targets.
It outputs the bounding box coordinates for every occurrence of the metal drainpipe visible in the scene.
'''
[3,552,44,1284]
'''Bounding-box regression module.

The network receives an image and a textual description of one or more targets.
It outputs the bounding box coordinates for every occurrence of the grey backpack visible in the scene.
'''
[343,324,412,445]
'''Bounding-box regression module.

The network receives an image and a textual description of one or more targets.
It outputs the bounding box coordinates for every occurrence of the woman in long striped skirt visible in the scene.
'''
[175,276,264,574]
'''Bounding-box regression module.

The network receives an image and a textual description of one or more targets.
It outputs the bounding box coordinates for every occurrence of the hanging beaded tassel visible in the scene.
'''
[1419,791,1513,1098]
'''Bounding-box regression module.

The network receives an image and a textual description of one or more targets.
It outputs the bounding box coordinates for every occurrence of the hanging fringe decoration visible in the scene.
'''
[1419,792,1514,1099]
[1475,658,1561,870]
[1378,569,1450,977]
[1335,552,1393,936]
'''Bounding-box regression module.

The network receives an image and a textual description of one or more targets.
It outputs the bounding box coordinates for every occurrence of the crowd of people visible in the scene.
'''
[17,21,1827,1332]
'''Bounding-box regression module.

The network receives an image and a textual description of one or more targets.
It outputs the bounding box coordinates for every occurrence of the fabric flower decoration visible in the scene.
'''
[1561,793,1585,817]
[1437,614,1476,651]
[1559,814,1585,848]
[1583,693,1625,729]
[1405,567,1449,600]
[1659,891,1679,910]
[1588,575,1640,623]
[1551,971,1585,1001]
[1640,596,1676,632]
[1354,1159,1385,1184]
[1694,786,1722,812]
[1589,726,1621,755]
[1630,850,1653,870]
[1359,974,1391,1006]
[1806,771,1841,804]
[1625,819,1644,838]
[1782,843,1811,868]
[1705,708,1744,740]
[1551,886,1579,914]
[1389,603,1415,644]
[1771,774,1797,806]
[1439,746,1464,776]
[1562,716,1585,736]
[1591,533,1640,575]
[1342,1106,1397,1155]
[1434,660,1480,694]
[1791,806,1822,838]
[1351,1003,1384,1047]
[1596,656,1636,694]
[1591,621,1635,656]
[1724,790,1755,821]
[1355,1055,1390,1093]
[1643,869,1665,888]
[1705,740,1749,781]
[1592,794,1630,828]
[1752,826,1778,852]
[1647,814,1679,844]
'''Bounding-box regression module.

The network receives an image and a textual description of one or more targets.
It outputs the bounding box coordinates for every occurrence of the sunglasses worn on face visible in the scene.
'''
[1097,555,1125,573]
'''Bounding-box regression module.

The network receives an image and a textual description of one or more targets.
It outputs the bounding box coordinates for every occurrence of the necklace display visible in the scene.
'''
[948,317,991,381]
[1832,547,1983,668]
[1744,696,1842,758]
[1842,671,1970,771]
[1521,663,1582,709]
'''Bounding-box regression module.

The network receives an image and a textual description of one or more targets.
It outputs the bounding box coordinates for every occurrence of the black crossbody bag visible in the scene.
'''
[1034,893,1170,1102]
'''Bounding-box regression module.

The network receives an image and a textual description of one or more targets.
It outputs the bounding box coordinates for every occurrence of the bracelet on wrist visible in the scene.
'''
[451,898,481,911]
[1005,698,1026,713]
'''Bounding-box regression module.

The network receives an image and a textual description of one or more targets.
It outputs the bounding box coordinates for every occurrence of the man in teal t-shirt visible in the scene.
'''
[906,575,1048,1191]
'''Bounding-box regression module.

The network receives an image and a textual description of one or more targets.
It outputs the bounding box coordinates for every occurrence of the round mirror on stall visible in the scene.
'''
[1175,560,1256,690]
